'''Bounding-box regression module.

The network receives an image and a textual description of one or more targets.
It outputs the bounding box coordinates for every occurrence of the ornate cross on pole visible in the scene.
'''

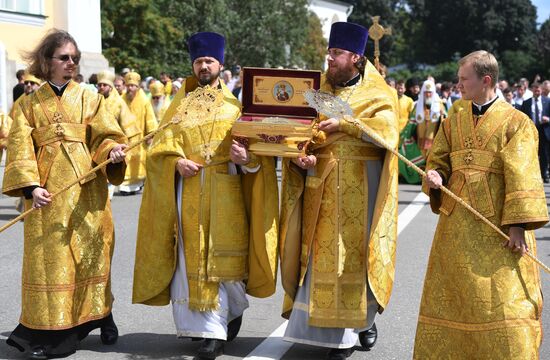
[368,16,392,73]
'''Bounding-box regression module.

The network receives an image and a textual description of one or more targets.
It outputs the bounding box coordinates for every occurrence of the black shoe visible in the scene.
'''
[197,339,224,360]
[327,347,352,360]
[28,347,48,360]
[100,315,119,345]
[226,315,242,342]
[359,322,378,350]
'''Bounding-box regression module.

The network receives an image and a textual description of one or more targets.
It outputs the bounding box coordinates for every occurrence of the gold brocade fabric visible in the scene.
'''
[132,78,279,310]
[414,99,548,359]
[397,94,414,131]
[2,81,127,330]
[9,92,26,118]
[280,61,399,328]
[0,111,12,162]
[122,88,157,185]
[103,90,141,142]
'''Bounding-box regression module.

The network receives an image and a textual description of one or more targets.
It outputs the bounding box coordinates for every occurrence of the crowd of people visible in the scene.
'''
[385,74,550,184]
[0,21,548,360]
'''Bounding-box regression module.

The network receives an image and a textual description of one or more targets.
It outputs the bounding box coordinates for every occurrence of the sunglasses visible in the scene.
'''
[152,96,161,100]
[51,54,80,65]
[24,81,37,86]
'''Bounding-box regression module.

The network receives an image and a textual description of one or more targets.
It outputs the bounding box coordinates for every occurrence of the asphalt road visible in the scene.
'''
[1,164,550,360]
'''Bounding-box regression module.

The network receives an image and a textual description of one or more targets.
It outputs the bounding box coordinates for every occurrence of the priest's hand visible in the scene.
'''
[230,140,250,165]
[292,155,317,170]
[32,187,52,209]
[176,158,203,178]
[318,118,340,133]
[505,227,528,255]
[426,170,442,189]
[109,144,127,163]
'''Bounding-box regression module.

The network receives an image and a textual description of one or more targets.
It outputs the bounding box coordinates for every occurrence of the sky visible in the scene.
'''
[533,0,550,26]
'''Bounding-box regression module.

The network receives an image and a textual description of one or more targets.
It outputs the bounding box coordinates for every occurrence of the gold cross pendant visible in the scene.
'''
[200,144,215,165]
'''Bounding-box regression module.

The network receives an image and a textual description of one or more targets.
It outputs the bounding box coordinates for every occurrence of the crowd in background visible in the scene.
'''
[8,65,550,186]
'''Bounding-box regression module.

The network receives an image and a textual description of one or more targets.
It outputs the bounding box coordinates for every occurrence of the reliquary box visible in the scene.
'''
[231,67,321,157]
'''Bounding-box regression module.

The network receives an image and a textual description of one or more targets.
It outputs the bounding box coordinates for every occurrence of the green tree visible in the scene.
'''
[226,0,309,68]
[500,50,536,83]
[536,18,550,79]
[431,61,459,82]
[299,12,328,70]
[406,0,537,64]
[156,0,236,76]
[101,0,183,76]
[101,0,312,76]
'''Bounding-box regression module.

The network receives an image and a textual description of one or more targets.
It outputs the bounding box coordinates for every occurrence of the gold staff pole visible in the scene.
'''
[0,86,223,234]
[341,116,550,275]
[0,120,171,233]
[303,89,550,275]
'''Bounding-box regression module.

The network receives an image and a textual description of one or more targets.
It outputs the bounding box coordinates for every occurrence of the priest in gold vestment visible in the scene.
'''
[279,22,399,360]
[396,79,414,132]
[120,71,157,194]
[132,32,278,360]
[3,30,128,359]
[97,70,140,142]
[97,70,141,198]
[149,81,171,123]
[415,50,548,359]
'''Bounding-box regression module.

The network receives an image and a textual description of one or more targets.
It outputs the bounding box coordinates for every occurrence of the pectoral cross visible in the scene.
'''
[368,16,392,72]
[200,144,215,165]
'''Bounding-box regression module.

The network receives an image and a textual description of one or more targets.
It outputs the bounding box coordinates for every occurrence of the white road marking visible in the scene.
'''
[242,190,429,359]
[398,191,430,235]
[242,321,291,360]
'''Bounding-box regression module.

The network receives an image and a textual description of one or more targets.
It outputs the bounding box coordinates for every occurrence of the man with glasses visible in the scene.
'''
[3,29,128,359]
[9,72,42,118]
[120,71,157,195]
[279,22,399,360]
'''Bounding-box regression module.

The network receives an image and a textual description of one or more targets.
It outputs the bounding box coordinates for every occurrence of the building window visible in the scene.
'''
[0,0,44,15]
[0,0,46,26]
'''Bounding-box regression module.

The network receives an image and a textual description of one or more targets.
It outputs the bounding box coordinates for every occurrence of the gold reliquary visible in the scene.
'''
[231,67,321,157]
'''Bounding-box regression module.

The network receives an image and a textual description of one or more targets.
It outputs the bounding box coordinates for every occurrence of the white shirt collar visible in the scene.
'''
[473,95,498,112]
[48,80,71,91]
